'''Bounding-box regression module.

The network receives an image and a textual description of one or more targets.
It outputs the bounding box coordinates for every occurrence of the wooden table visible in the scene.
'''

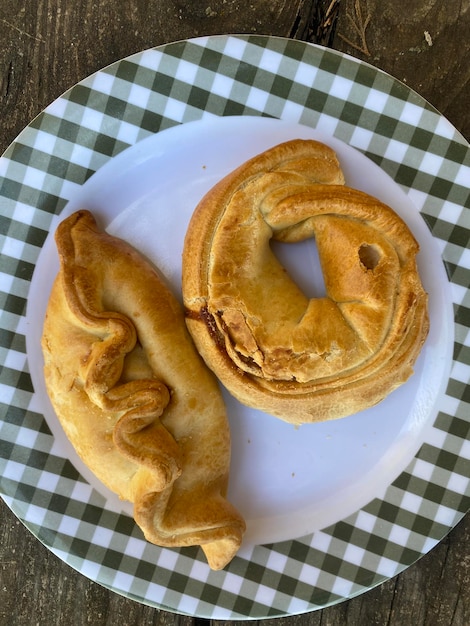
[1,1,469,624]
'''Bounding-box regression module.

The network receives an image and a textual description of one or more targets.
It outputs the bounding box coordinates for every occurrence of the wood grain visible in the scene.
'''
[1,1,469,625]
[0,0,312,146]
[335,0,470,140]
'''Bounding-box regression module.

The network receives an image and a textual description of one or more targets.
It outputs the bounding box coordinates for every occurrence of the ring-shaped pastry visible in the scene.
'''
[182,140,429,425]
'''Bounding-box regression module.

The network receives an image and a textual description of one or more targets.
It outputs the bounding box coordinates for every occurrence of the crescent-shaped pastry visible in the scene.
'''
[41,210,245,570]
[182,139,429,425]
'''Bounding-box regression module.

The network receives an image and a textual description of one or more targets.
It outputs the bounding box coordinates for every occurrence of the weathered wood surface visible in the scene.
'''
[1,1,469,625]
[335,0,470,140]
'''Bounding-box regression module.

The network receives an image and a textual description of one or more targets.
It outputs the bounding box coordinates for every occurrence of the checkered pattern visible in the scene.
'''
[0,35,469,618]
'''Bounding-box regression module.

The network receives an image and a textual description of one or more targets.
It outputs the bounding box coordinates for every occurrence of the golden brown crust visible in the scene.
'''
[182,139,429,425]
[42,210,245,570]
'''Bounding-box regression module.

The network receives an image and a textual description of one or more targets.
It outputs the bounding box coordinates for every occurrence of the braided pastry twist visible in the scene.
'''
[182,140,429,425]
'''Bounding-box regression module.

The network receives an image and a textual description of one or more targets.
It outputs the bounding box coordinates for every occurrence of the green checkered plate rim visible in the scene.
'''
[0,35,469,619]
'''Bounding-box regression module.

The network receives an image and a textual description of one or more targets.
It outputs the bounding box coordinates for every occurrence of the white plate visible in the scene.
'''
[27,116,454,547]
[1,35,468,619]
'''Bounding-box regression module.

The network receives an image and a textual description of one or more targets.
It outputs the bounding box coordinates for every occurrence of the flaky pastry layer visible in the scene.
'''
[41,210,245,570]
[182,139,429,424]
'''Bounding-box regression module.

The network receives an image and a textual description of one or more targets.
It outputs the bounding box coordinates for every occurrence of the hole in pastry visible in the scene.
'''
[358,243,381,271]
[270,237,327,298]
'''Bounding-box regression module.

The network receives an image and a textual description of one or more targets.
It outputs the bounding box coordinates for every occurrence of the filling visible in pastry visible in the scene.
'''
[182,139,430,425]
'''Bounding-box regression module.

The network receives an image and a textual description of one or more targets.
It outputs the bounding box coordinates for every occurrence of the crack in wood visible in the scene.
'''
[297,0,341,45]
[5,61,14,97]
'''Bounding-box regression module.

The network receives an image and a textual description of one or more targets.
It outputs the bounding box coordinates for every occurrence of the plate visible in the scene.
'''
[27,115,453,545]
[1,35,469,619]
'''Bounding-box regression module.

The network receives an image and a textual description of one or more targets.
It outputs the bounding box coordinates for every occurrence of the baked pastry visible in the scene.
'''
[42,210,245,570]
[182,139,429,425]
